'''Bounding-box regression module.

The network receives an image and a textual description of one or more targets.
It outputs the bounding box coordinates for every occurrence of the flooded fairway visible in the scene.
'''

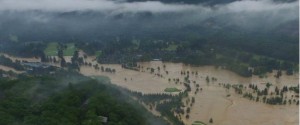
[1,54,299,125]
[79,60,299,125]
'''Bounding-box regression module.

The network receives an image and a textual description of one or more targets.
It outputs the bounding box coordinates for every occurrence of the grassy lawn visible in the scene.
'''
[164,44,178,51]
[164,88,181,92]
[44,42,76,56]
[192,121,207,125]
[64,43,76,56]
[44,42,57,56]
[95,50,102,57]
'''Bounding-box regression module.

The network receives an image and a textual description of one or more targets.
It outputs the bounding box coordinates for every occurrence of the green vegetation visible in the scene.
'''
[209,118,213,123]
[90,76,111,83]
[192,121,207,125]
[44,42,76,56]
[229,83,299,106]
[0,33,297,78]
[95,50,102,57]
[44,42,57,56]
[129,91,186,125]
[0,72,167,125]
[164,88,181,92]
[72,39,298,77]
[63,43,76,56]
[164,44,178,51]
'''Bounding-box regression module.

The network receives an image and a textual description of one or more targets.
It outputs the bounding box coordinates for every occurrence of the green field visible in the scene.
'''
[164,88,181,92]
[192,121,206,125]
[164,44,178,51]
[95,50,102,57]
[44,42,76,56]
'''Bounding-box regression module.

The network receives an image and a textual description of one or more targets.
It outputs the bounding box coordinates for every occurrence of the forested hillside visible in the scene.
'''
[0,71,168,125]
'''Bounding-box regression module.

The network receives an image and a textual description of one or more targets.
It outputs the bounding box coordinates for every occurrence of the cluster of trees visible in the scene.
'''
[156,99,185,125]
[183,97,196,119]
[227,83,299,106]
[0,42,47,58]
[127,90,190,125]
[69,50,84,70]
[93,64,116,73]
[249,58,296,76]
[0,72,168,125]
[289,86,299,94]
[57,43,67,68]
[74,39,298,78]
[54,45,85,71]
[181,70,198,76]
[42,56,59,63]
[128,91,177,104]
[1,35,297,78]
[168,78,180,84]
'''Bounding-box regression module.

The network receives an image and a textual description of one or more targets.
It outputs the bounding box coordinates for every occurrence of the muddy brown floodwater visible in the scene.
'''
[1,53,299,125]
[0,65,24,73]
[80,59,299,125]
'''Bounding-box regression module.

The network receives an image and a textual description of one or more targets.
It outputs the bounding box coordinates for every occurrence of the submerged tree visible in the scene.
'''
[209,118,213,123]
[206,76,210,83]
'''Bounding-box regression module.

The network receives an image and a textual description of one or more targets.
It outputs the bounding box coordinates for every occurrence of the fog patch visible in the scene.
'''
[0,0,298,41]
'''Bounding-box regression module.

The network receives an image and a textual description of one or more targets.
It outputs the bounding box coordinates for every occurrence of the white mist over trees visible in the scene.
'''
[0,0,298,42]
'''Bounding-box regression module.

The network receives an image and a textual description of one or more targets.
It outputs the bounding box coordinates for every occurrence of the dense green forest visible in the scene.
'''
[79,39,298,77]
[0,71,168,125]
[0,37,298,77]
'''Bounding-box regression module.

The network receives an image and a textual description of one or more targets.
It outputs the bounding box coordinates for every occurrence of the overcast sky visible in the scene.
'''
[0,0,298,14]
[0,0,298,41]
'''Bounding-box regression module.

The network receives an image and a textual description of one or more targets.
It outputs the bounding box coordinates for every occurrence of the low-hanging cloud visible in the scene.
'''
[0,0,298,42]
[0,0,199,13]
[0,0,297,13]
